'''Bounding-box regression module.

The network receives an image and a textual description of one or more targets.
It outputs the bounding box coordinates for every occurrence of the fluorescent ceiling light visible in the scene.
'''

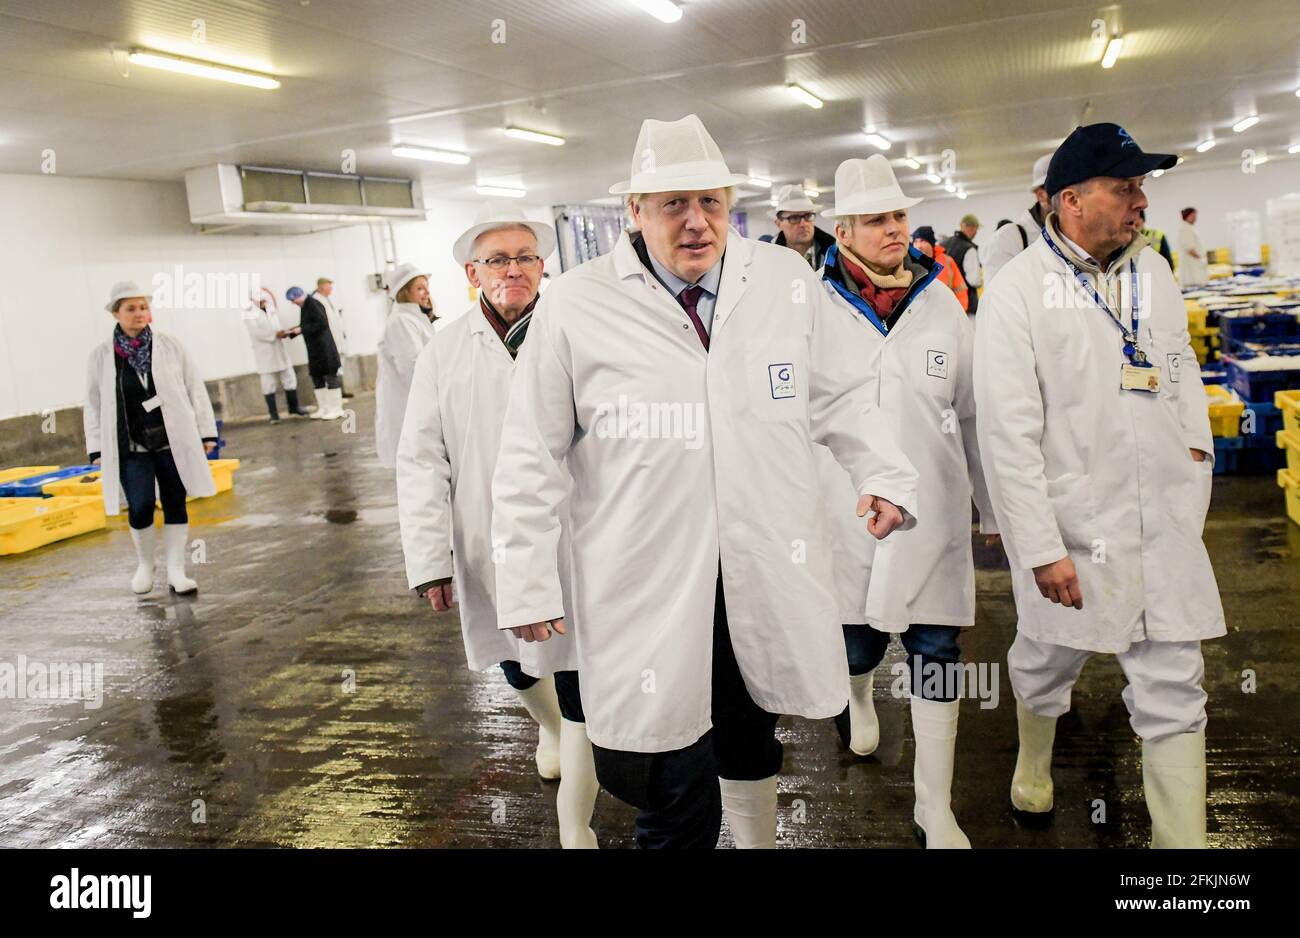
[1289,144,1300,155]
[1232,115,1260,133]
[803,188,820,199]
[786,84,823,109]
[926,173,942,184]
[1176,156,1186,165]
[1253,153,1270,165]
[956,190,968,200]
[1195,139,1216,153]
[901,157,921,170]
[476,185,526,198]
[505,126,565,146]
[944,183,956,193]
[1100,35,1124,69]
[863,132,892,151]
[128,49,279,89]
[629,0,682,23]
[747,176,772,188]
[392,144,470,165]
[1151,169,1165,177]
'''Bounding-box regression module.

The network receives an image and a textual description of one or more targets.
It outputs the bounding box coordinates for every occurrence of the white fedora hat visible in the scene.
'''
[822,154,922,218]
[452,201,556,266]
[385,262,430,297]
[771,184,820,216]
[608,114,748,195]
[1031,153,1052,189]
[104,280,148,312]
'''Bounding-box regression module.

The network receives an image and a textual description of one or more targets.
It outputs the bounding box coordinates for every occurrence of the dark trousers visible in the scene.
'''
[120,450,188,530]
[499,662,585,723]
[310,372,341,390]
[591,579,782,849]
[842,623,963,702]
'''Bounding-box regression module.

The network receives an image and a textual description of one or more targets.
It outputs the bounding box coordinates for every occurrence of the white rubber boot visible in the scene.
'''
[720,775,778,849]
[1011,699,1057,813]
[557,719,599,849]
[848,670,880,755]
[1143,730,1207,849]
[323,387,345,419]
[162,523,197,594]
[910,696,970,848]
[309,387,327,418]
[129,526,156,594]
[514,676,562,779]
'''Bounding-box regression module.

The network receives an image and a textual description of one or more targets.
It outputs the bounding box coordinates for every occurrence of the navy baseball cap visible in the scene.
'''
[285,286,305,301]
[1045,123,1176,197]
[911,225,936,245]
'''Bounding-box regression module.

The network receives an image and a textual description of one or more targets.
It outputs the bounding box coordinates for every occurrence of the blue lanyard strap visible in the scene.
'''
[1041,227,1146,364]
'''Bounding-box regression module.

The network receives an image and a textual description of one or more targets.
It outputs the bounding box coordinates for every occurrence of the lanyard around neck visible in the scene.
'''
[1041,226,1145,364]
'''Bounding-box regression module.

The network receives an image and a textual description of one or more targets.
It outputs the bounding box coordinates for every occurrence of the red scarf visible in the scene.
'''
[839,251,909,318]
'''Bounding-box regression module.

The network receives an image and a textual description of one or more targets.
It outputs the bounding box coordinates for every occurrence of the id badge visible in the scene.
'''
[1120,363,1159,393]
[141,395,162,412]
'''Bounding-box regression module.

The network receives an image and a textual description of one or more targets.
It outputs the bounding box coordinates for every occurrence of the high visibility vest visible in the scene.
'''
[934,245,969,312]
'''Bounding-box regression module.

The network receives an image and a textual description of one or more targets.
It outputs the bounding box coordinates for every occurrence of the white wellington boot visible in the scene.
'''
[515,675,562,779]
[911,696,970,848]
[163,523,198,594]
[848,670,880,755]
[1143,730,1207,849]
[720,775,778,849]
[557,719,599,848]
[1011,699,1057,813]
[129,526,156,594]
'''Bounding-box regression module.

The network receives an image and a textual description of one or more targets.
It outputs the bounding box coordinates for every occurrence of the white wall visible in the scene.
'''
[0,172,555,421]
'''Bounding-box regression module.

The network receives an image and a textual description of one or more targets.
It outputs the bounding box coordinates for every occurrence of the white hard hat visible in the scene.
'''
[385,262,430,297]
[105,280,148,312]
[772,184,820,216]
[1031,153,1052,189]
[821,155,922,218]
[452,201,556,266]
[608,114,748,195]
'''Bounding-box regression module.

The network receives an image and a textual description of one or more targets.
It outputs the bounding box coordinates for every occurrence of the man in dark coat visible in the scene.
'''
[287,286,343,419]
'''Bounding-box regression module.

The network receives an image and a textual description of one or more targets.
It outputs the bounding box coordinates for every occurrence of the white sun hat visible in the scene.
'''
[385,262,431,297]
[822,155,922,218]
[104,280,148,312]
[1031,153,1053,189]
[771,184,821,216]
[608,114,748,195]
[452,201,557,266]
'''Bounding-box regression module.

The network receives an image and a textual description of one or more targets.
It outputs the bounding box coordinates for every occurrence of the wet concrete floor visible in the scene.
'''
[0,392,1296,848]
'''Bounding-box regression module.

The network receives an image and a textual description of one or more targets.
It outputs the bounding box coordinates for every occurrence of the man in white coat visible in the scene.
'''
[490,114,918,849]
[975,123,1222,849]
[243,288,307,423]
[1178,207,1210,288]
[395,205,599,848]
[981,153,1054,285]
[815,155,995,848]
[375,263,435,468]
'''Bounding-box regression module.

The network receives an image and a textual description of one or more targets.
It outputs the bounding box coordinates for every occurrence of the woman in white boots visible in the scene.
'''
[85,281,218,595]
[374,263,436,468]
[815,156,995,849]
[396,203,599,848]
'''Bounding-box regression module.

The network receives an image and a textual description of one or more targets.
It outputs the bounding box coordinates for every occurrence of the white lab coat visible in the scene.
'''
[974,220,1225,654]
[243,306,294,374]
[313,290,347,358]
[396,304,578,677]
[1178,220,1209,288]
[83,331,218,516]
[816,265,995,631]
[982,206,1042,286]
[491,229,919,753]
[375,303,436,468]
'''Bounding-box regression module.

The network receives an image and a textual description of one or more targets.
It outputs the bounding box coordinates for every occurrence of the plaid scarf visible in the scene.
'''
[838,245,913,319]
[481,293,539,358]
[112,323,153,374]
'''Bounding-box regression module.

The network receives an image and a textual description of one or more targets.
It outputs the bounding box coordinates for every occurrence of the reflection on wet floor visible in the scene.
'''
[0,393,1297,848]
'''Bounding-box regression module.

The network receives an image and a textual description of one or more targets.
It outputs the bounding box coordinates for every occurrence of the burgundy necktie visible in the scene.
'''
[677,285,709,351]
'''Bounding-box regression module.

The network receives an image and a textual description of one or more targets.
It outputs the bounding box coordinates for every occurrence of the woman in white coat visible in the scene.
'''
[243,287,307,423]
[375,263,436,468]
[1178,207,1209,288]
[85,282,218,595]
[396,207,599,848]
[814,156,995,849]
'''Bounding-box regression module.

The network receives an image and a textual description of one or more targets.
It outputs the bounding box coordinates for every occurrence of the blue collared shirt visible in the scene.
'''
[646,250,723,335]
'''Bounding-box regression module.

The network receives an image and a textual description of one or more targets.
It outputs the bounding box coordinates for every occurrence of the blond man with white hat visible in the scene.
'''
[395,204,599,848]
[981,153,1055,285]
[814,154,996,848]
[490,114,918,849]
[375,262,435,468]
[771,184,834,269]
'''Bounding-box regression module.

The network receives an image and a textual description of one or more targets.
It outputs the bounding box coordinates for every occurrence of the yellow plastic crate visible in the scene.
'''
[1278,468,1300,527]
[43,458,240,501]
[1206,385,1244,437]
[0,496,106,555]
[1187,307,1208,333]
[1277,429,1300,475]
[0,466,57,485]
[208,458,240,495]
[1276,390,1300,437]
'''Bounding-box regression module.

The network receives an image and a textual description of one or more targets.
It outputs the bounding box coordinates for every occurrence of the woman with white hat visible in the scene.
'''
[396,205,600,847]
[375,263,436,468]
[814,154,995,848]
[84,281,218,595]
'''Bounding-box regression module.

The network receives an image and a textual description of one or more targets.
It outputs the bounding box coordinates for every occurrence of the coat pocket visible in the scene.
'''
[1045,472,1098,552]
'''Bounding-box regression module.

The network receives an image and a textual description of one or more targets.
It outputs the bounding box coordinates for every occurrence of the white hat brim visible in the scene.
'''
[821,193,923,218]
[608,171,749,195]
[389,270,432,297]
[453,220,557,266]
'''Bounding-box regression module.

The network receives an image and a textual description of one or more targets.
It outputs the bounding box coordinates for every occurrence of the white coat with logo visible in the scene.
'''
[243,306,294,374]
[83,331,218,516]
[973,220,1225,654]
[396,304,578,677]
[376,303,436,468]
[491,229,919,753]
[816,257,995,631]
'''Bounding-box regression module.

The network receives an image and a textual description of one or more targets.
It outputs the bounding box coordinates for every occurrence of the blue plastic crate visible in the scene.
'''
[1218,311,1300,343]
[1200,365,1227,385]
[207,419,225,460]
[1213,435,1243,475]
[0,465,98,497]
[1226,354,1300,403]
[1241,401,1283,441]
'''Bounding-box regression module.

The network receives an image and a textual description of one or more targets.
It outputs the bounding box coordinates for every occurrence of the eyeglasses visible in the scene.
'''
[778,213,815,224]
[473,254,541,270]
